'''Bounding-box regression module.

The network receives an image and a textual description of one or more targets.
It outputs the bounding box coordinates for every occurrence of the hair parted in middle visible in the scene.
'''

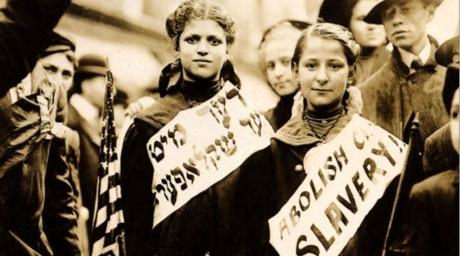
[291,22,361,77]
[165,0,236,51]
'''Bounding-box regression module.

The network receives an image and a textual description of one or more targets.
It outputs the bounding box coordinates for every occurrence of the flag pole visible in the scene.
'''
[381,113,422,256]
[91,58,126,256]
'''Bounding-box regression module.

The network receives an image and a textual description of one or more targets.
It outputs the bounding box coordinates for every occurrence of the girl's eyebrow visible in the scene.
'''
[207,35,224,38]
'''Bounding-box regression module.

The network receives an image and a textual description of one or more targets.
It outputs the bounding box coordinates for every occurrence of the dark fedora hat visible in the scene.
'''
[364,0,443,24]
[435,36,459,112]
[76,54,107,76]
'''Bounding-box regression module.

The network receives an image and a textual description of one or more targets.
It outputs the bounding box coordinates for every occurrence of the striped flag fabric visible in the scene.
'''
[91,68,126,256]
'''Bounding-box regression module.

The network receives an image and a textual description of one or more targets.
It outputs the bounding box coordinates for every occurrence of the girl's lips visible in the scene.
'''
[312,88,332,92]
[193,59,212,63]
[274,80,291,87]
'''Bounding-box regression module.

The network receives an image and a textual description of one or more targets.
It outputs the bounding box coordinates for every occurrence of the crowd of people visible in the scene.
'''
[0,0,458,255]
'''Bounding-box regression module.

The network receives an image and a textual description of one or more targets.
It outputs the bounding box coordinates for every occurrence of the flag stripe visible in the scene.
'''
[91,69,126,256]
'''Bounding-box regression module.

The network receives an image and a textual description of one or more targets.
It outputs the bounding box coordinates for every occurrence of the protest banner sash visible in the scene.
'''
[146,82,274,228]
[268,114,408,256]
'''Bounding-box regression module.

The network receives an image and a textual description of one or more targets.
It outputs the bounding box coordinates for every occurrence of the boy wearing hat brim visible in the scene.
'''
[0,31,82,256]
[401,36,459,256]
[359,0,448,142]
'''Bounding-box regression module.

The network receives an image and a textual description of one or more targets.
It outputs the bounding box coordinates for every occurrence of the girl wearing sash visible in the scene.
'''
[120,0,250,255]
[238,23,365,255]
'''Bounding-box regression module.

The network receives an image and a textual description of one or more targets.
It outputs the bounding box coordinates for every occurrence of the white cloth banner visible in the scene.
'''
[268,114,408,256]
[146,82,274,228]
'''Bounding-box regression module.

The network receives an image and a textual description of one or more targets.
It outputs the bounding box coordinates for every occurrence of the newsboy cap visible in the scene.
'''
[435,36,459,112]
[364,0,443,24]
[76,54,107,76]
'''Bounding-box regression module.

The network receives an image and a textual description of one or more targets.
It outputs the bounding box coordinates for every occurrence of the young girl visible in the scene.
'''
[258,20,310,130]
[238,22,366,255]
[120,0,261,255]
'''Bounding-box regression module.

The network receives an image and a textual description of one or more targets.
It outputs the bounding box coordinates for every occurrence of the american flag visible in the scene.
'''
[91,68,126,256]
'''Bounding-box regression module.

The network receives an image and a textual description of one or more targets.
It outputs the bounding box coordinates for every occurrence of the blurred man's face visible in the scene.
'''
[349,0,387,48]
[381,0,434,54]
[32,51,74,92]
[450,89,459,153]
[81,76,106,110]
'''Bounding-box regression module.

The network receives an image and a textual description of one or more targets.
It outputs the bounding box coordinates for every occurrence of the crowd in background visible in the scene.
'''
[0,0,458,255]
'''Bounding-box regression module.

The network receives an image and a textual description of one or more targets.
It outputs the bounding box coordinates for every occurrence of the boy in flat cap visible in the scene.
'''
[359,0,448,142]
[0,31,81,256]
[402,35,459,256]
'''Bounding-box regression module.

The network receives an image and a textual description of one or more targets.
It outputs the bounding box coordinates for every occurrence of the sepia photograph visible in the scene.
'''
[0,0,458,255]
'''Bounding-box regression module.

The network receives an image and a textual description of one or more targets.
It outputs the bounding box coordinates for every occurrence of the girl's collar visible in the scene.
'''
[273,86,362,146]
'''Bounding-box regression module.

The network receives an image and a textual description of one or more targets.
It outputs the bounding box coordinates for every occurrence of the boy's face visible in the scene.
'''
[450,89,459,154]
[381,0,434,53]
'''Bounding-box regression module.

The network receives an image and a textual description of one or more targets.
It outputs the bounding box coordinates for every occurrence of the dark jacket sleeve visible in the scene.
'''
[120,119,157,256]
[0,0,71,96]
[43,134,81,256]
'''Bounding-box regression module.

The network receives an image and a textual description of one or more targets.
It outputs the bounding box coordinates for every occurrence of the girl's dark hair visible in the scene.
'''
[165,0,236,51]
[291,22,361,74]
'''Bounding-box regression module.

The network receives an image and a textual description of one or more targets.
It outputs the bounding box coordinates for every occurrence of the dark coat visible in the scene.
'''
[264,95,295,131]
[355,45,391,84]
[0,96,55,256]
[66,102,100,235]
[43,134,82,256]
[359,37,449,142]
[120,88,249,256]
[0,87,80,256]
[402,169,459,256]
